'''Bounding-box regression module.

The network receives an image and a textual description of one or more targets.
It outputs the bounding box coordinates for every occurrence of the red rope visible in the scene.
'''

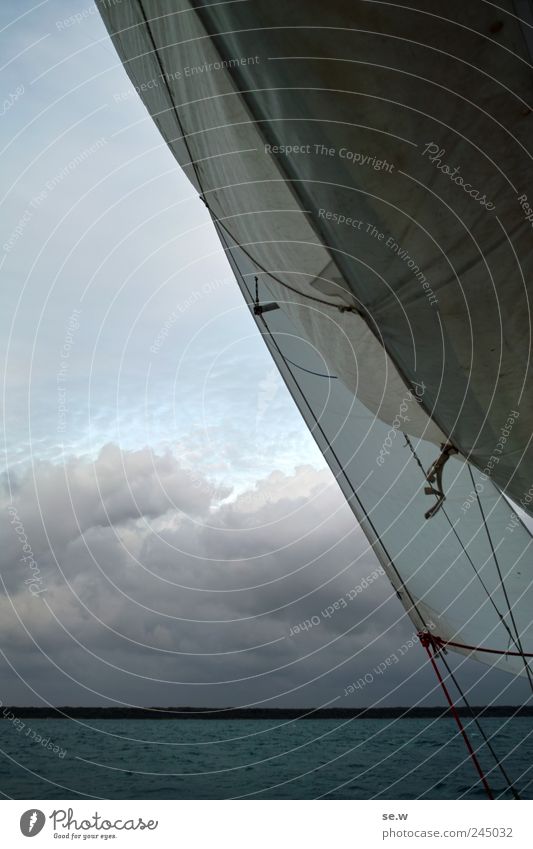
[431,635,533,658]
[419,632,494,799]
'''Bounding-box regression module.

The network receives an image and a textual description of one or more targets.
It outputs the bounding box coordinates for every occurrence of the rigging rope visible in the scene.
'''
[232,251,430,630]
[221,219,356,310]
[419,632,494,799]
[222,227,522,801]
[404,436,518,644]
[467,465,533,693]
[404,435,522,798]
[130,7,522,800]
[278,355,338,380]
[404,435,525,656]
[437,646,521,800]
[138,2,357,316]
[430,634,533,658]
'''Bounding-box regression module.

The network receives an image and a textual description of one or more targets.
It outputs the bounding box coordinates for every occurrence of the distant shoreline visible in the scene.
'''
[2,706,532,720]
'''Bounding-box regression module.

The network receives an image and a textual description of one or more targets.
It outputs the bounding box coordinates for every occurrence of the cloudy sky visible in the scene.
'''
[0,0,530,710]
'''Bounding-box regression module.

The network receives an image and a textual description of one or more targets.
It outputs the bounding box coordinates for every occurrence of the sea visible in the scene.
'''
[0,718,531,799]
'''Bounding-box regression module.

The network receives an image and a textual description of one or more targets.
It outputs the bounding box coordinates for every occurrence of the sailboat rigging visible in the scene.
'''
[97,0,533,798]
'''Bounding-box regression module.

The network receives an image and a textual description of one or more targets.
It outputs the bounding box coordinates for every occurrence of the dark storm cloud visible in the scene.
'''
[0,446,418,706]
[1,446,529,709]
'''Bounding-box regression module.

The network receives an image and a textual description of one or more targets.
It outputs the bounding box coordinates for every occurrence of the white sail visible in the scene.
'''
[97,0,444,443]
[98,0,533,674]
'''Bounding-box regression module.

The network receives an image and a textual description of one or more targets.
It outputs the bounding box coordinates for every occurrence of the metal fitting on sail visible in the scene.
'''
[424,442,458,520]
[253,276,279,316]
[253,302,280,315]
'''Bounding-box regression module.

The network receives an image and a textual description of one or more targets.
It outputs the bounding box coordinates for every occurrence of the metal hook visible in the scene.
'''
[424,442,458,519]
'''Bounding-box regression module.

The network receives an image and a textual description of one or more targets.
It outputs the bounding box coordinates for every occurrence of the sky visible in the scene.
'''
[0,0,531,709]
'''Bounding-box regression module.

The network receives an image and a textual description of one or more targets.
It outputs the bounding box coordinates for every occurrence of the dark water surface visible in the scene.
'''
[0,717,531,799]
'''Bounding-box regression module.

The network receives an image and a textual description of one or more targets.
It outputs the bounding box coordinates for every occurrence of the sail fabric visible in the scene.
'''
[222,229,533,678]
[98,0,533,673]
[99,0,533,513]
[98,0,444,444]
[190,0,533,513]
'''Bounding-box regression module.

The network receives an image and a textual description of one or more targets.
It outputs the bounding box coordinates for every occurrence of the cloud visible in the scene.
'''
[0,445,529,709]
[0,446,411,705]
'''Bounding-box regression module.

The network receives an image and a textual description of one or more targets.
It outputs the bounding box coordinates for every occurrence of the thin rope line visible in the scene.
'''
[467,465,533,693]
[218,201,522,802]
[280,357,337,379]
[226,237,429,626]
[442,506,516,644]
[420,634,494,799]
[130,15,522,795]
[138,2,355,315]
[437,645,521,800]
[434,635,533,657]
[219,218,356,309]
[403,435,521,797]
[404,435,517,653]
[137,1,204,192]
